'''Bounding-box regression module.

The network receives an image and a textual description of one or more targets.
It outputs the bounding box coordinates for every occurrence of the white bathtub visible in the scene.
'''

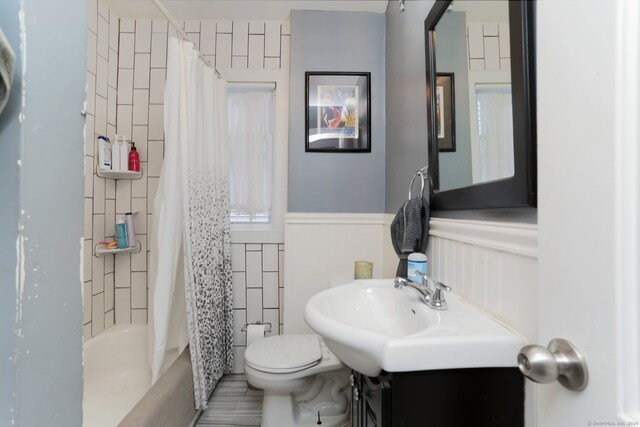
[83,325,151,427]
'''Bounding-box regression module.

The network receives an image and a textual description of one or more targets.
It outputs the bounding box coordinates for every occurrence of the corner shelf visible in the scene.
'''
[96,169,143,180]
[94,241,142,257]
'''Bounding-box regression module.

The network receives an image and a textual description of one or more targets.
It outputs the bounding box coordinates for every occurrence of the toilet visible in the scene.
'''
[244,334,350,427]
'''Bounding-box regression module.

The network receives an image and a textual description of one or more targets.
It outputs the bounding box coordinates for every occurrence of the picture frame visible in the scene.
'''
[305,72,371,153]
[436,73,456,152]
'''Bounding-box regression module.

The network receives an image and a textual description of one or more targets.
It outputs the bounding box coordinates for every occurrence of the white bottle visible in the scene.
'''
[97,135,112,170]
[125,212,136,248]
[119,139,129,171]
[111,136,121,171]
[407,252,428,283]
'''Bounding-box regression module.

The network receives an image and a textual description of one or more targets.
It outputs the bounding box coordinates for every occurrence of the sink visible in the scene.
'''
[304,279,524,377]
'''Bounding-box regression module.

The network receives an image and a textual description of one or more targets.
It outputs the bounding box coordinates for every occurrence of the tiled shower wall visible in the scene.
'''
[467,22,510,71]
[230,243,285,373]
[84,10,291,345]
[83,0,120,340]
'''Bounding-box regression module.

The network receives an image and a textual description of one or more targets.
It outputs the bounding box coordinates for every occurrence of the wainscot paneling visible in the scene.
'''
[428,218,538,340]
[283,213,387,335]
[428,217,538,427]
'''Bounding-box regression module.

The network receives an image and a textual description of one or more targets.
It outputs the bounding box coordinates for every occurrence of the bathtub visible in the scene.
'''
[83,324,194,427]
[83,325,152,426]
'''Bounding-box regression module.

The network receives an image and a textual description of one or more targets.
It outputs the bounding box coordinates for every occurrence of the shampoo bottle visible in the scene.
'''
[125,212,136,248]
[111,136,121,171]
[407,252,428,283]
[115,217,128,249]
[119,139,129,171]
[97,135,112,170]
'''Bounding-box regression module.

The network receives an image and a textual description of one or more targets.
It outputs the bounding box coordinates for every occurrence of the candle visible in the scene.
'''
[354,260,374,279]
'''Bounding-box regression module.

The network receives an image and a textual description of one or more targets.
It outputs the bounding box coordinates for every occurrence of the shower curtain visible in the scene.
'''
[152,37,233,409]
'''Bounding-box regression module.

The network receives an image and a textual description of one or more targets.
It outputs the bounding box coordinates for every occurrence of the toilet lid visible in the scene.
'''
[245,335,322,373]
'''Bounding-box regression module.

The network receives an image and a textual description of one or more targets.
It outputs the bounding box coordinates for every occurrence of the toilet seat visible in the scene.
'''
[245,335,323,374]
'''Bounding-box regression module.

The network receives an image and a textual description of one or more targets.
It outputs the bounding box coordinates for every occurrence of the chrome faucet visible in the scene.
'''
[394,275,452,311]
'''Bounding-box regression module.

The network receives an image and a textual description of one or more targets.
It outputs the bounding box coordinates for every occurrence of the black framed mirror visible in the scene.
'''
[425,0,536,210]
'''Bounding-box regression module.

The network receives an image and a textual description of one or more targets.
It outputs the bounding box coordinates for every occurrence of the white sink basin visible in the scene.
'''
[304,279,524,377]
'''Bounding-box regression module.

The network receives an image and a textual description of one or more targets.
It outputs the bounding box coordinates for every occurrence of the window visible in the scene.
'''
[227,84,275,225]
[474,83,514,182]
[222,70,287,244]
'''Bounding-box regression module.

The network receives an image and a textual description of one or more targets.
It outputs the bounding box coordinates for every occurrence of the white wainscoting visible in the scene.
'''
[428,218,539,342]
[285,213,538,426]
[283,213,387,334]
[285,214,539,341]
[429,217,539,427]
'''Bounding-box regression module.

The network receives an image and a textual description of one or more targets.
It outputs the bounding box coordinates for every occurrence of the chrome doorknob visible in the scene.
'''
[517,338,588,391]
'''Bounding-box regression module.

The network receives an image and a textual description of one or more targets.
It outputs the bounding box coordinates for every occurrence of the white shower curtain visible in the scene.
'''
[152,37,233,409]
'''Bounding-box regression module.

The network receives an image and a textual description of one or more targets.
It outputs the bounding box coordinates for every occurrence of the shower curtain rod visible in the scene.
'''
[150,0,222,77]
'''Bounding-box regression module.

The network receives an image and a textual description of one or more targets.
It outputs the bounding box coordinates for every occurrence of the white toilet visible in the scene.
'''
[244,334,350,427]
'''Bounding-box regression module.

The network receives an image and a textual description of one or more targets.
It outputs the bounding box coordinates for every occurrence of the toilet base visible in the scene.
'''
[259,370,350,427]
[262,395,349,427]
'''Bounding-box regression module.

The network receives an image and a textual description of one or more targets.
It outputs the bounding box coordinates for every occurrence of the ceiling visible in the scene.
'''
[106,0,390,21]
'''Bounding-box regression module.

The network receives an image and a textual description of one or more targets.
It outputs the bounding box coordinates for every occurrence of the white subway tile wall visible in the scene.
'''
[84,0,119,340]
[84,11,290,345]
[466,22,510,72]
[231,244,286,373]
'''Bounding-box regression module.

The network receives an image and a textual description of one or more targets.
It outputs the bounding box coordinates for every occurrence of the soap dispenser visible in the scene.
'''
[128,141,140,172]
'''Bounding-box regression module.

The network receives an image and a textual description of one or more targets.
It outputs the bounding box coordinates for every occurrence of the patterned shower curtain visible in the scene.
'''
[156,37,233,409]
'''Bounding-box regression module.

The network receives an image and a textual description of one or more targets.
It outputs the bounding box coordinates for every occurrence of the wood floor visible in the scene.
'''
[195,374,263,427]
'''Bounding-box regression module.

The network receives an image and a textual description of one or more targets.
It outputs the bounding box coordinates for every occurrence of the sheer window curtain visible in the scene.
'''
[227,92,274,218]
[476,87,514,182]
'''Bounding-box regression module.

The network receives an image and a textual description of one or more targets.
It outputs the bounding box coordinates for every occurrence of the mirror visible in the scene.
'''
[425,0,536,210]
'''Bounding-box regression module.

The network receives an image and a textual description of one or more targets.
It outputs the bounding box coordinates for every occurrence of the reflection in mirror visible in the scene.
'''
[434,1,514,192]
[425,0,536,210]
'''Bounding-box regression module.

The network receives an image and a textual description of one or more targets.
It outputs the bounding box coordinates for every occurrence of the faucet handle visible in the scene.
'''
[394,277,408,288]
[428,281,451,311]
[432,281,451,292]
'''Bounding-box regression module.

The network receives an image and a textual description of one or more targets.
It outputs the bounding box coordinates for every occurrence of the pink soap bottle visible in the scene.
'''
[128,141,140,172]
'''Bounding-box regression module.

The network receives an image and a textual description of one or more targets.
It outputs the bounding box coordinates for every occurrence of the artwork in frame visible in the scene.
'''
[436,73,456,152]
[305,72,371,152]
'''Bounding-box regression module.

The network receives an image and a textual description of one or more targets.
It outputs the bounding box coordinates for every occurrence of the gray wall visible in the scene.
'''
[288,10,386,213]
[0,0,86,425]
[385,1,434,214]
[436,11,473,191]
[0,2,21,422]
[384,1,536,223]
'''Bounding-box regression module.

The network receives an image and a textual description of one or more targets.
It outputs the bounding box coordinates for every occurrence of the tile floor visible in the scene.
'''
[195,374,263,426]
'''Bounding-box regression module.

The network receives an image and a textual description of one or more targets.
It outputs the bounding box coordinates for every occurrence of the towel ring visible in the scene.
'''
[408,170,426,199]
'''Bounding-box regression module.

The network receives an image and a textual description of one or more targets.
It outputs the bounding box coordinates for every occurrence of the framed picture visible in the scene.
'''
[436,73,456,152]
[305,72,371,152]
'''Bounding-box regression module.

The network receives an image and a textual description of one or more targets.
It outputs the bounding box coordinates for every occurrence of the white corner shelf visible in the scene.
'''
[96,169,143,180]
[94,241,142,257]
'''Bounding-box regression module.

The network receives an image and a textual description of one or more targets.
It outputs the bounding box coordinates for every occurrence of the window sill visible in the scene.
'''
[230,227,283,244]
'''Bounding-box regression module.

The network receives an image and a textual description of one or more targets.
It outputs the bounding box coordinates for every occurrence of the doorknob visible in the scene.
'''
[517,338,588,391]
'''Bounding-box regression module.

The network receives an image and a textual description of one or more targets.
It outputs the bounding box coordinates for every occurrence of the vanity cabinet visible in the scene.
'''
[350,368,524,427]
[350,371,391,426]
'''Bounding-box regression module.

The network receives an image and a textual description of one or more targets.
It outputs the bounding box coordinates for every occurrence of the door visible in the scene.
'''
[536,0,639,424]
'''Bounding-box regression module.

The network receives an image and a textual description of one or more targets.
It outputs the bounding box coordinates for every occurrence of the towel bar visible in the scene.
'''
[408,166,429,199]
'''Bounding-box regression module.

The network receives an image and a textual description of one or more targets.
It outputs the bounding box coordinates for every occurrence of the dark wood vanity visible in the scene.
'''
[350,368,524,427]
